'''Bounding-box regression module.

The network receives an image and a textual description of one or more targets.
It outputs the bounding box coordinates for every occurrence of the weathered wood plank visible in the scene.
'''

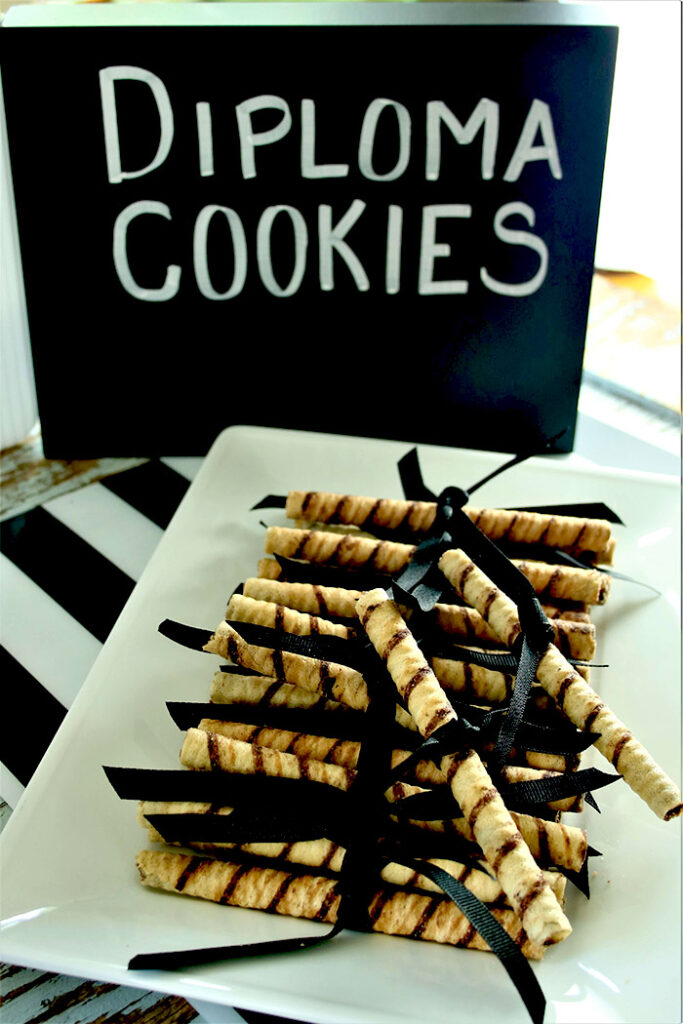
[0,965,199,1024]
[0,427,147,523]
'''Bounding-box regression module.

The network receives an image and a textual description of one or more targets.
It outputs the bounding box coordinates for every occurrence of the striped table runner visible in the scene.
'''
[0,458,306,1024]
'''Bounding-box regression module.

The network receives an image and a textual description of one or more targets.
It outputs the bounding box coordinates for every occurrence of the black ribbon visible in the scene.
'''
[104,765,348,817]
[488,636,540,774]
[129,917,344,971]
[397,441,622,522]
[394,857,546,1024]
[386,483,554,766]
[164,700,397,744]
[158,620,214,649]
[388,766,620,821]
[272,553,392,592]
[251,494,287,510]
[425,640,598,673]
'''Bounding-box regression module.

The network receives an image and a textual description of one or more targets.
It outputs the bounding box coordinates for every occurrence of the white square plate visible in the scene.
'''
[1,426,680,1024]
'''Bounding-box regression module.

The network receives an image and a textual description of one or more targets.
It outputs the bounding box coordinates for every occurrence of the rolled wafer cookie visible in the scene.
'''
[138,803,565,906]
[205,621,416,732]
[432,651,588,706]
[439,548,683,821]
[285,490,614,560]
[199,718,579,787]
[198,719,444,788]
[181,730,490,809]
[599,536,616,566]
[243,577,596,660]
[431,654,515,704]
[386,762,581,823]
[265,525,415,575]
[226,594,351,639]
[136,849,545,959]
[356,588,571,947]
[180,729,356,791]
[387,782,588,873]
[198,719,364,773]
[255,560,591,624]
[258,557,286,579]
[266,527,609,605]
[510,559,610,606]
[293,520,379,541]
[481,744,581,775]
[209,671,417,734]
[286,490,436,533]
[204,620,369,711]
[541,602,590,622]
[208,656,572,755]
[221,602,585,708]
[243,577,362,620]
[210,671,351,714]
[380,857,566,906]
[244,575,595,661]
[468,510,614,566]
[432,604,596,662]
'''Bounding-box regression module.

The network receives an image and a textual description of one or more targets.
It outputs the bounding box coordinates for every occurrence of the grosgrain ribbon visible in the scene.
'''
[397,445,545,503]
[272,552,393,591]
[388,857,547,1024]
[385,477,555,767]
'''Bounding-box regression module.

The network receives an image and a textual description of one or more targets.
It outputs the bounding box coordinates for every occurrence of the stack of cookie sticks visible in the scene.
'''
[106,463,680,1024]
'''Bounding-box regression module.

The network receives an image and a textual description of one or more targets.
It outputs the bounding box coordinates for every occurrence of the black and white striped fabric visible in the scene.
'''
[0,457,197,810]
[0,455,318,1024]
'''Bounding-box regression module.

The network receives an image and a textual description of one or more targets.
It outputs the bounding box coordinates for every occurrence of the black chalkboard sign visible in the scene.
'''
[0,4,618,457]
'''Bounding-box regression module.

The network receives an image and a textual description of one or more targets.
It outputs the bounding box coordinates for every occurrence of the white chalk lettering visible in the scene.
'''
[385,205,403,295]
[358,99,411,182]
[418,204,472,295]
[426,99,499,181]
[301,99,349,179]
[480,201,548,296]
[193,205,247,300]
[236,96,292,180]
[503,99,562,182]
[256,205,308,297]
[99,66,174,185]
[319,200,369,292]
[196,102,214,178]
[113,200,180,301]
